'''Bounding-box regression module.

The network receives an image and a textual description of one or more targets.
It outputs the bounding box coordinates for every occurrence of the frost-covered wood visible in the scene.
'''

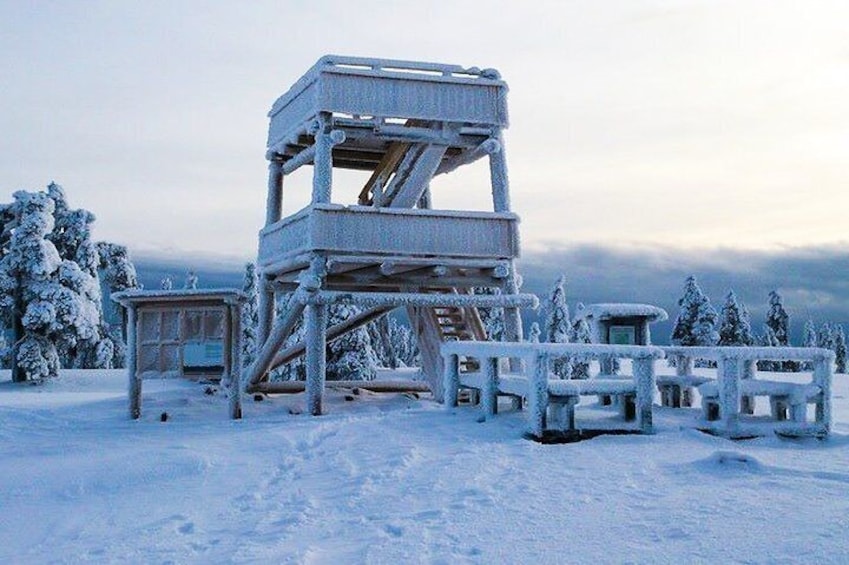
[661,345,834,437]
[127,305,140,419]
[442,341,664,438]
[258,205,519,271]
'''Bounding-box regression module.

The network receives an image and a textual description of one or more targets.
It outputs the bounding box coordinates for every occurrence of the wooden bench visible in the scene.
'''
[656,374,712,408]
[698,380,822,423]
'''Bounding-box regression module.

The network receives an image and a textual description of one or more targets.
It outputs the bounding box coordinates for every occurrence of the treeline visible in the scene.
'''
[0,184,138,381]
[671,275,846,373]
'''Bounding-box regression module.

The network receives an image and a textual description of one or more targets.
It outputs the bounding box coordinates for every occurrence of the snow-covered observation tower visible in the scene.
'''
[244,55,538,414]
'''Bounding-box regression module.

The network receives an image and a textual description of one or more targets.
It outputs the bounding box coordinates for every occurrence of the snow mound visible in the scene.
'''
[697,450,764,472]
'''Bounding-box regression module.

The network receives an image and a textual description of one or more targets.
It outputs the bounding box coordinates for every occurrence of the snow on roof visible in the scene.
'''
[574,303,668,323]
[111,288,246,306]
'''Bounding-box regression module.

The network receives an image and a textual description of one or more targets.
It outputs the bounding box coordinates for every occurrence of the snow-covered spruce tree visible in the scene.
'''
[474,286,505,341]
[4,191,62,380]
[569,315,592,379]
[97,242,139,367]
[542,275,571,378]
[718,291,754,346]
[765,290,790,346]
[184,270,198,290]
[527,322,541,343]
[240,262,259,369]
[367,314,398,369]
[0,329,9,369]
[832,324,846,374]
[387,316,419,368]
[326,303,377,381]
[161,276,173,290]
[801,319,818,370]
[756,325,781,371]
[46,183,100,278]
[671,276,718,346]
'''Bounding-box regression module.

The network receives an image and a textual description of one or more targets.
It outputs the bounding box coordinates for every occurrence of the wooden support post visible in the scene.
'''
[266,160,283,225]
[528,353,549,438]
[268,305,393,371]
[311,114,336,204]
[245,298,307,388]
[634,357,655,433]
[718,356,740,432]
[740,359,756,414]
[489,132,510,213]
[228,303,242,419]
[813,355,833,431]
[503,261,524,373]
[482,356,499,418]
[443,353,460,408]
[676,354,694,407]
[126,305,141,419]
[305,303,328,416]
[257,279,274,351]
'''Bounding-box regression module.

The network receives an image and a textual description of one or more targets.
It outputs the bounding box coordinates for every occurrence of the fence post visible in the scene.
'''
[813,354,833,433]
[527,353,548,439]
[740,359,756,415]
[443,353,460,409]
[482,356,499,418]
[634,356,655,433]
[718,355,740,433]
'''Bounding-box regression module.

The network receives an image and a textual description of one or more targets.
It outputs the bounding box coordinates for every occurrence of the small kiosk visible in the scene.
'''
[112,289,246,419]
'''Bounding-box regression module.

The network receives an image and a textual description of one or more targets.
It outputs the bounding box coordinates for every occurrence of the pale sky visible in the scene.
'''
[1,0,847,262]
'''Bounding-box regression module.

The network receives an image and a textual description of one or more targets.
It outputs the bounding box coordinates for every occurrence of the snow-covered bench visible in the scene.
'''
[662,346,833,438]
[441,342,665,438]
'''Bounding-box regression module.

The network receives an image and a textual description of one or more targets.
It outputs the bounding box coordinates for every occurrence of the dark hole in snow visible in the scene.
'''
[253,394,264,402]
[526,429,643,444]
[204,386,216,396]
[344,395,355,401]
[160,412,169,422]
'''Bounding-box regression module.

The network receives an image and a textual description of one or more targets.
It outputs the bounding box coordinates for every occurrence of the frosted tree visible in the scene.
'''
[387,316,418,368]
[718,291,754,346]
[97,242,139,368]
[757,325,781,371]
[765,290,790,347]
[367,314,398,369]
[161,276,173,290]
[47,183,100,277]
[184,270,198,290]
[570,315,592,379]
[240,262,259,369]
[527,322,541,343]
[801,319,818,370]
[671,276,718,346]
[3,191,62,380]
[474,286,504,341]
[832,324,846,374]
[326,303,377,381]
[0,329,9,369]
[542,275,571,378]
[817,322,834,350]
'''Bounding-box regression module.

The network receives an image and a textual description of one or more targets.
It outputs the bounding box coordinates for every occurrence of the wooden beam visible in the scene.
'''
[250,379,431,395]
[358,142,409,205]
[245,298,307,387]
[307,290,538,309]
[435,138,500,176]
[268,305,395,371]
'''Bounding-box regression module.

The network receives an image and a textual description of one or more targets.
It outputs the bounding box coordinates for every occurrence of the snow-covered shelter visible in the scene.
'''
[244,56,537,415]
[575,303,668,346]
[112,289,245,419]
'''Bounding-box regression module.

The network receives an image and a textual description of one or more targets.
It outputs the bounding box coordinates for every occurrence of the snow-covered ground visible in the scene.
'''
[1,368,848,564]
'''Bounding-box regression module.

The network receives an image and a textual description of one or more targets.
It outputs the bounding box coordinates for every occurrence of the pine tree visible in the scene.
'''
[757,325,781,371]
[474,287,504,341]
[765,290,790,346]
[671,276,718,346]
[818,322,834,350]
[387,316,418,368]
[542,275,571,378]
[527,322,541,343]
[326,303,377,381]
[801,319,818,370]
[570,316,592,379]
[161,276,173,290]
[240,263,259,369]
[184,270,198,290]
[367,315,397,369]
[718,291,754,346]
[832,324,846,374]
[0,329,9,369]
[96,242,139,368]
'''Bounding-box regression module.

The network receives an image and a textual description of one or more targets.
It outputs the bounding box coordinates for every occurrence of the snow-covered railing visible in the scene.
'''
[442,342,665,438]
[660,346,834,438]
[267,55,508,151]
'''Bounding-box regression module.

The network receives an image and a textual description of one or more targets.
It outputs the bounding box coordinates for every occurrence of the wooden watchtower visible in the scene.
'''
[244,55,536,414]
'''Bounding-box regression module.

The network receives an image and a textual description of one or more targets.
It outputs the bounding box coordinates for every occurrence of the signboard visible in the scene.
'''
[609,325,636,345]
[183,341,225,368]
